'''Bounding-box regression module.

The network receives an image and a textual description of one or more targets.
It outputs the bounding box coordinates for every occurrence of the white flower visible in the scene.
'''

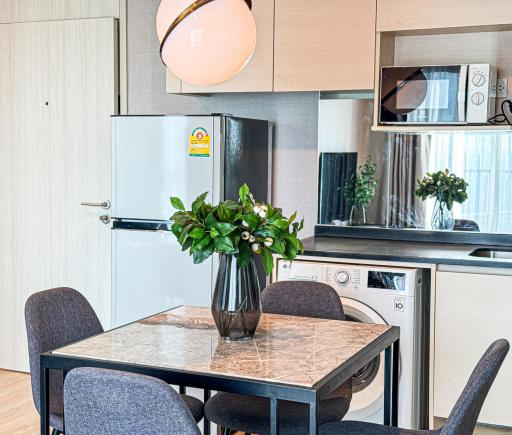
[258,210,267,219]
[242,220,249,228]
[251,243,260,253]
[249,235,256,243]
[241,231,250,240]
[253,206,261,214]
[264,237,273,247]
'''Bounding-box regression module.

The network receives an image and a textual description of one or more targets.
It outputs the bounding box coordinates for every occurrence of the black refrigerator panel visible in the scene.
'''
[223,116,272,289]
[223,116,271,204]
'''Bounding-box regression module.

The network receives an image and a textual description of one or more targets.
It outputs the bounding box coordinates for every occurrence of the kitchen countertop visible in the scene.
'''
[302,236,512,269]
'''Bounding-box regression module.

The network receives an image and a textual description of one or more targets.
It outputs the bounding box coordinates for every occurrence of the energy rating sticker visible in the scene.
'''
[189,127,211,157]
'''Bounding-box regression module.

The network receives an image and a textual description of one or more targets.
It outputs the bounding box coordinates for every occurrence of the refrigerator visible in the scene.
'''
[111,115,273,327]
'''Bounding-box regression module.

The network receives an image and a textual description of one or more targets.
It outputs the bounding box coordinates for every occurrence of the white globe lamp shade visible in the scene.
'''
[156,0,257,87]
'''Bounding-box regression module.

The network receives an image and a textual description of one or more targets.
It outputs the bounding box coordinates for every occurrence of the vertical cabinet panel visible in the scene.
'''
[274,0,376,92]
[168,0,275,94]
[0,19,116,372]
[434,271,512,427]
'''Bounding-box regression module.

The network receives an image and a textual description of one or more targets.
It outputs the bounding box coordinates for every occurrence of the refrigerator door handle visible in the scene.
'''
[112,228,170,233]
[112,220,172,232]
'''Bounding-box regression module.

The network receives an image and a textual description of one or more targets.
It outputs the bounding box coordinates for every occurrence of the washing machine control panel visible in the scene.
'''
[277,260,421,297]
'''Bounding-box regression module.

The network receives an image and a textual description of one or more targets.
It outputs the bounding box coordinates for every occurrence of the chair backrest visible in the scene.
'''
[441,339,510,435]
[261,280,345,320]
[24,287,104,414]
[64,368,201,435]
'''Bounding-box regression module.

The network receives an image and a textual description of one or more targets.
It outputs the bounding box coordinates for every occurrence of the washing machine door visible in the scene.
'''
[341,297,386,422]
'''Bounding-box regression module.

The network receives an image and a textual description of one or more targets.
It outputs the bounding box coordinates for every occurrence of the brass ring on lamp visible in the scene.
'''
[159,0,253,66]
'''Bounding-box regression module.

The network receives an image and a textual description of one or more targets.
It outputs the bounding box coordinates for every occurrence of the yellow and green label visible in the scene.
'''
[189,127,210,157]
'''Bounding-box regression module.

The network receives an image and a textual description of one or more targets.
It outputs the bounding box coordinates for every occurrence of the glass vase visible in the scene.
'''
[349,205,367,226]
[431,201,454,230]
[211,254,261,341]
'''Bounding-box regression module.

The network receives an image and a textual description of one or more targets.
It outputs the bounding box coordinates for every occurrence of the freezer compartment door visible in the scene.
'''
[112,116,217,221]
[112,228,213,327]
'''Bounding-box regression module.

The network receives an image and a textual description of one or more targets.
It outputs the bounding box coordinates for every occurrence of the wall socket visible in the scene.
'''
[495,78,508,98]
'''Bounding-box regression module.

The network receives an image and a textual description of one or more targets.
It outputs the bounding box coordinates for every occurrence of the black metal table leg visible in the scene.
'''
[392,339,400,427]
[384,339,400,427]
[40,362,50,435]
[384,345,391,426]
[309,395,318,435]
[270,396,279,435]
[203,389,211,435]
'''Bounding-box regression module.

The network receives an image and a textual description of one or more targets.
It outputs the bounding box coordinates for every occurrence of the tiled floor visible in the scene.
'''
[1,369,511,435]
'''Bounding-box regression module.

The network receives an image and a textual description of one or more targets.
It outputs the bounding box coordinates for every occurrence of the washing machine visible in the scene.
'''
[276,257,429,430]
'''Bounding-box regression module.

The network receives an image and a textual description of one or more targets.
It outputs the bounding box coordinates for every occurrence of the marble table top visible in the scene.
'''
[53,306,394,388]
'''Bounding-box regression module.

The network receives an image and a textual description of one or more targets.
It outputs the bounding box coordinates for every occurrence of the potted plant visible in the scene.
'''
[344,156,377,225]
[170,184,304,340]
[414,169,468,230]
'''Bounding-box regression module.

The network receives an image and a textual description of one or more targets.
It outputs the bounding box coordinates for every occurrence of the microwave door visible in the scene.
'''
[380,65,467,124]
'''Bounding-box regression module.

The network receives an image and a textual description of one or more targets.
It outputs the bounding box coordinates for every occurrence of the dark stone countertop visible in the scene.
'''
[301,237,512,269]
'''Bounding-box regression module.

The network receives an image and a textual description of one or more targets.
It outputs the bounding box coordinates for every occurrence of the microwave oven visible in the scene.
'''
[379,64,497,125]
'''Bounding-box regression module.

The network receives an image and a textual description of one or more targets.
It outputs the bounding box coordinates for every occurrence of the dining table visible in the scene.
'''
[40,305,400,435]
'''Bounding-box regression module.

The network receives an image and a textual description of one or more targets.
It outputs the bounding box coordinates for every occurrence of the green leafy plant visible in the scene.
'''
[414,169,468,210]
[170,184,304,276]
[344,156,378,209]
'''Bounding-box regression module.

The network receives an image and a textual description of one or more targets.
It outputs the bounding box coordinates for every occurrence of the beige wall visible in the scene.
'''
[125,0,319,237]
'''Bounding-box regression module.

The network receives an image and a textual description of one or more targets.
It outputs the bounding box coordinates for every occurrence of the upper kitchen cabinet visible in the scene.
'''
[0,0,120,22]
[168,0,274,94]
[377,0,512,32]
[274,0,376,92]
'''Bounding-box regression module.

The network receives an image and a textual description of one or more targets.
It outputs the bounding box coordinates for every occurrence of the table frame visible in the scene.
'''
[40,327,400,435]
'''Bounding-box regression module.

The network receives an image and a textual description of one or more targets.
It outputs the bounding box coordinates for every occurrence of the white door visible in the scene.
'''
[0,18,117,371]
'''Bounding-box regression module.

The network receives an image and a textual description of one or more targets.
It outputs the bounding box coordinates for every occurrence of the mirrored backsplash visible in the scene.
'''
[318,98,512,235]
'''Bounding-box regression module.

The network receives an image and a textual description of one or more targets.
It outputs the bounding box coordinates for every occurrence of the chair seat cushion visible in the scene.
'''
[205,392,351,435]
[181,394,204,422]
[320,421,436,435]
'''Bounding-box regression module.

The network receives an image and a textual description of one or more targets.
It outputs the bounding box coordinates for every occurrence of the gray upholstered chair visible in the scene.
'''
[319,339,510,435]
[64,367,201,435]
[205,281,353,435]
[24,287,204,434]
[25,287,105,434]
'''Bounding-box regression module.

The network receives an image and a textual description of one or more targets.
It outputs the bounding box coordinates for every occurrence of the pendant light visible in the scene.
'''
[156,0,256,87]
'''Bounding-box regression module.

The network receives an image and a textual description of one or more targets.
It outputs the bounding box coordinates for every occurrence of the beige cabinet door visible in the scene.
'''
[0,0,120,23]
[274,0,376,92]
[434,270,512,427]
[377,0,512,32]
[167,0,274,94]
[0,18,117,372]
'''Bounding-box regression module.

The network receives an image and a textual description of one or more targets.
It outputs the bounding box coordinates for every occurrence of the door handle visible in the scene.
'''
[99,215,111,225]
[80,200,111,210]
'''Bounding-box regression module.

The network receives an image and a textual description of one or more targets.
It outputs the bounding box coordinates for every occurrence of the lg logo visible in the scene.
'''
[394,298,405,312]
